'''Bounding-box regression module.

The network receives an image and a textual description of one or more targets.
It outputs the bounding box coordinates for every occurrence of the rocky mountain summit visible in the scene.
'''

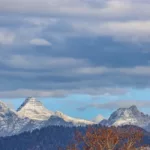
[100,105,150,132]
[17,97,54,120]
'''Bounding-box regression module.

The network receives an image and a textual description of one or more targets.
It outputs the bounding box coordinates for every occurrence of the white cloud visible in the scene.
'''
[92,114,104,123]
[30,38,52,46]
[75,67,108,74]
[71,20,150,42]
[119,66,150,76]
[74,66,150,76]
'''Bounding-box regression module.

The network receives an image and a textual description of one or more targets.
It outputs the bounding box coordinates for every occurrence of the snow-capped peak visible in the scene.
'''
[17,97,53,121]
[17,97,94,125]
[106,105,150,128]
[17,97,38,111]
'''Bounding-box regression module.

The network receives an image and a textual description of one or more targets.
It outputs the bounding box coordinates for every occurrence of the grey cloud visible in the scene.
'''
[0,88,128,98]
[0,69,147,92]
[74,66,150,76]
[0,89,69,98]
[0,55,87,70]
[29,38,52,46]
[0,0,150,21]
[2,13,150,46]
[1,0,150,46]
[1,2,150,98]
[1,35,150,98]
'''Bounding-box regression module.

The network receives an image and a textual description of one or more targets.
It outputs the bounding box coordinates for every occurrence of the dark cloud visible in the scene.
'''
[1,34,150,97]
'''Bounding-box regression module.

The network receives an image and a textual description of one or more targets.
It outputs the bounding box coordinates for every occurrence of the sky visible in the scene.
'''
[1,0,150,121]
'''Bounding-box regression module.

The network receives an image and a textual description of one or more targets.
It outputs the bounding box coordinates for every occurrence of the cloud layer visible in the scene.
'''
[0,0,150,98]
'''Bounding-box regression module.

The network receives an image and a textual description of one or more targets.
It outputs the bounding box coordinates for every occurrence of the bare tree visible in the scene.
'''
[64,126,147,150]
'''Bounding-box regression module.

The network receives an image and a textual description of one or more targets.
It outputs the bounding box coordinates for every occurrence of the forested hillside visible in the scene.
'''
[0,125,150,150]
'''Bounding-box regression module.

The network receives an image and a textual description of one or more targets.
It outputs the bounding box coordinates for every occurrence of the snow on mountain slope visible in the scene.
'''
[100,105,150,131]
[2,97,150,137]
[0,99,78,137]
[54,111,94,126]
[0,101,31,137]
[17,97,93,126]
[17,97,54,120]
[43,115,74,127]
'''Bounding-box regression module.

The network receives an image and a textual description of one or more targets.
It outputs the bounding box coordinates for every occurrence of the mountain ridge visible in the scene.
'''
[17,97,93,125]
[0,97,150,137]
[0,97,94,137]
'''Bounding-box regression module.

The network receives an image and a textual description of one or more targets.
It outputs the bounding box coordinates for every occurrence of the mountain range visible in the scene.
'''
[0,97,93,137]
[0,97,150,137]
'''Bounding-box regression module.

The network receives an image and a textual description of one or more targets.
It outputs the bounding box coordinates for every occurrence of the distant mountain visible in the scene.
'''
[0,97,94,137]
[0,101,31,137]
[17,97,53,120]
[1,97,150,137]
[17,97,94,126]
[100,105,150,132]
